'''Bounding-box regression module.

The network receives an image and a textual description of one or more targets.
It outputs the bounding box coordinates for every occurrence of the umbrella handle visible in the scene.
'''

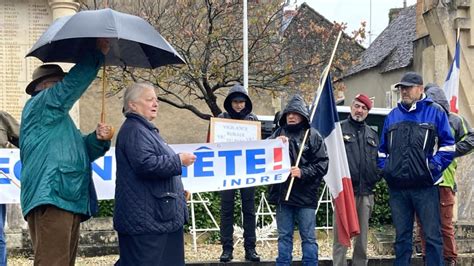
[100,66,115,140]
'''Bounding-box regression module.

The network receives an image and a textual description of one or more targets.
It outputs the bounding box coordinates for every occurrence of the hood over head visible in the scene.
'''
[223,84,253,117]
[279,94,310,127]
[424,83,450,113]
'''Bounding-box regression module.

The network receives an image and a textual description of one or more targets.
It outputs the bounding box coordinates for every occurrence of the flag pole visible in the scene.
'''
[243,0,249,90]
[284,30,343,201]
[0,170,20,189]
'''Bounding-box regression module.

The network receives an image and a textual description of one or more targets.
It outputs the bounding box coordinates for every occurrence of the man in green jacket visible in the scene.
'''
[20,38,111,266]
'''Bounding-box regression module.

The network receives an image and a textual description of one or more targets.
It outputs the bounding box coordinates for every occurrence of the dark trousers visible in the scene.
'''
[26,205,81,266]
[389,186,443,266]
[0,204,6,266]
[220,187,256,250]
[116,228,184,266]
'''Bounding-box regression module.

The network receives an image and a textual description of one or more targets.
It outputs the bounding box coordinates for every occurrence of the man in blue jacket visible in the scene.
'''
[20,39,111,266]
[378,72,455,265]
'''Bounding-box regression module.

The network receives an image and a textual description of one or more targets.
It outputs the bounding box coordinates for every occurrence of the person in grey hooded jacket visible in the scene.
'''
[217,84,260,262]
[416,83,474,265]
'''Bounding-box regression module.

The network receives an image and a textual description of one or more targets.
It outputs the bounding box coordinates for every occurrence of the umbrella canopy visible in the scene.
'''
[26,8,185,68]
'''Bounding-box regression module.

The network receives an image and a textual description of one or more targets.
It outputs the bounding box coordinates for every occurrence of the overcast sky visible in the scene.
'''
[294,0,417,47]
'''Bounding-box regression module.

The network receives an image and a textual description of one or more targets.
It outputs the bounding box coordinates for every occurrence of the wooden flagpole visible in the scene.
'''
[0,170,20,189]
[284,30,343,201]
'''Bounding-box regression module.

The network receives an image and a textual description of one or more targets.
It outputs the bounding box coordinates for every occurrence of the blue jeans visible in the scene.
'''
[0,204,6,266]
[276,204,318,266]
[389,186,443,266]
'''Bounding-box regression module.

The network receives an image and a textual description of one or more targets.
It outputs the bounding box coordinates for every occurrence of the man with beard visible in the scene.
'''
[218,84,260,262]
[332,94,381,266]
[378,72,455,265]
[268,94,329,266]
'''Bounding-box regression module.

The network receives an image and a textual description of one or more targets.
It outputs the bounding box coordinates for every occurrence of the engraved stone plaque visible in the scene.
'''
[456,154,474,222]
[0,0,52,120]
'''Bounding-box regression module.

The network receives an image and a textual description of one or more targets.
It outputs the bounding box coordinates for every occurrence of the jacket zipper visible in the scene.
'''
[423,129,434,180]
[389,131,393,151]
[422,129,429,150]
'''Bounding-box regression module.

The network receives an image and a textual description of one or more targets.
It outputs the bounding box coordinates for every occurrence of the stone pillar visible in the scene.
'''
[7,0,80,237]
[47,0,81,127]
[421,44,448,85]
[48,0,80,20]
[420,0,474,252]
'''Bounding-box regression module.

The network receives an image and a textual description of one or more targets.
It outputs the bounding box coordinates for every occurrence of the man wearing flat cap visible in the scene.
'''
[333,94,381,266]
[20,39,112,265]
[217,84,260,262]
[378,72,455,265]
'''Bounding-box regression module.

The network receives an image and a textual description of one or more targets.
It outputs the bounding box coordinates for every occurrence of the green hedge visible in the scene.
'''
[98,181,392,230]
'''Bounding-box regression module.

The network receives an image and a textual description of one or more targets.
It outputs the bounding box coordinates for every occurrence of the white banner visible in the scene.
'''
[0,139,290,203]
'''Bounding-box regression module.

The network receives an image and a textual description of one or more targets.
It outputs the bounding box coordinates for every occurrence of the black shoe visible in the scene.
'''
[245,249,260,262]
[219,250,233,262]
[415,243,423,257]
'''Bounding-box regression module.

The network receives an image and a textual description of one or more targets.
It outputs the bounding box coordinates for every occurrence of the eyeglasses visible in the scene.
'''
[398,85,415,91]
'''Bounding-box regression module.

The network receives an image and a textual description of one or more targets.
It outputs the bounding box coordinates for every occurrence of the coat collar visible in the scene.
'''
[125,112,158,131]
[397,93,432,113]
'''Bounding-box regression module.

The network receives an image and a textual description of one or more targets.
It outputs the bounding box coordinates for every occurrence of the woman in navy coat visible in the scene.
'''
[114,82,196,266]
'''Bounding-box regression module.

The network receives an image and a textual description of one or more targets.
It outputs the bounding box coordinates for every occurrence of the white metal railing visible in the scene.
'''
[188,186,334,251]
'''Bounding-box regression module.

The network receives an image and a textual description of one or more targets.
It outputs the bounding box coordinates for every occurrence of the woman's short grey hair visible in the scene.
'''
[123,82,155,115]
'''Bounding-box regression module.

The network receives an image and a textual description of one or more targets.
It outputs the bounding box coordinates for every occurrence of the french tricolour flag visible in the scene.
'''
[442,37,460,113]
[311,73,360,247]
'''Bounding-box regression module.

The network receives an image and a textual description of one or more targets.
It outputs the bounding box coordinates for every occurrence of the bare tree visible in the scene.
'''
[79,0,365,120]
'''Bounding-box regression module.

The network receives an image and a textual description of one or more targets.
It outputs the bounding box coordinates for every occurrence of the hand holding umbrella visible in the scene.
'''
[26,8,186,141]
[96,122,113,141]
[95,38,115,140]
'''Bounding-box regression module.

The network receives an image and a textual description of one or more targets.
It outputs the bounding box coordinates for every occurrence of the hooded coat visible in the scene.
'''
[20,50,110,219]
[267,95,329,208]
[218,84,257,121]
[425,84,474,189]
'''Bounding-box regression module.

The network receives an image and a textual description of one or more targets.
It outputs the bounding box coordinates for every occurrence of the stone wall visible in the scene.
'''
[0,0,53,120]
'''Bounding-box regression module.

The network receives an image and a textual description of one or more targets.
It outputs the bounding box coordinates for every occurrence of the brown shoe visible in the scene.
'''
[444,258,457,266]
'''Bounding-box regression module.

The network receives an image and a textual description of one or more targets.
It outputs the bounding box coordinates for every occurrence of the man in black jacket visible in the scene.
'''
[268,94,329,265]
[332,94,381,266]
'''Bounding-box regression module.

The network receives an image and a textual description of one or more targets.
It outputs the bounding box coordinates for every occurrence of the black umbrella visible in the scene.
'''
[26,8,185,68]
[26,8,185,140]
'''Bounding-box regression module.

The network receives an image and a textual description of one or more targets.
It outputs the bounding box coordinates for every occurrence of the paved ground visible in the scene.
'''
[7,232,383,265]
